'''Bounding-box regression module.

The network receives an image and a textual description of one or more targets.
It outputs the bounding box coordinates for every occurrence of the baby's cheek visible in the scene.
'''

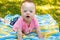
[31,14,34,18]
[22,14,26,17]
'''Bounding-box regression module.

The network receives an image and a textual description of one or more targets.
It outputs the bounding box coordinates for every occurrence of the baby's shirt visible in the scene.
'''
[13,16,39,34]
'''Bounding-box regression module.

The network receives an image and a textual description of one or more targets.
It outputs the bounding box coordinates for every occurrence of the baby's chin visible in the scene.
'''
[25,16,32,21]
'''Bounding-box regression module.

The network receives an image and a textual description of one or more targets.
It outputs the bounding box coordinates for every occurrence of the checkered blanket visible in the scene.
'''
[0,14,60,40]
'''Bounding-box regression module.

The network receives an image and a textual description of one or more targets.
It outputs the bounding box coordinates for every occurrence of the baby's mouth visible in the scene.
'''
[26,16,30,18]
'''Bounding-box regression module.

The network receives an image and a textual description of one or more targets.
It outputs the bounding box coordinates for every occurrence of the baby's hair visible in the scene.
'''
[24,0,32,2]
[20,0,36,9]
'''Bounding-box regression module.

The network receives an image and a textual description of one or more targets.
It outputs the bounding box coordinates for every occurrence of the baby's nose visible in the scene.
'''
[27,12,30,15]
[27,11,30,13]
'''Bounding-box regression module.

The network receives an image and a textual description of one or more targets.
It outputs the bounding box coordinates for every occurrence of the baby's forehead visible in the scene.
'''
[21,2,35,9]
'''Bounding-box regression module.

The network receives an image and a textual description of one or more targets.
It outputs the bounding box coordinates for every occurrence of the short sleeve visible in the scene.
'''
[13,17,22,32]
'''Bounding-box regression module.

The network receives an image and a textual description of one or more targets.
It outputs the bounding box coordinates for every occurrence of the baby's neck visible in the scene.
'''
[25,20,31,24]
[23,18,32,24]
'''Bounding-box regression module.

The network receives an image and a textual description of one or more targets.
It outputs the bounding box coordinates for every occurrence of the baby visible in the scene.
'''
[13,0,44,40]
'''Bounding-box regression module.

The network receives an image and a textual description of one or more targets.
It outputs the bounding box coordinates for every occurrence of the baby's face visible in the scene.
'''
[21,2,35,21]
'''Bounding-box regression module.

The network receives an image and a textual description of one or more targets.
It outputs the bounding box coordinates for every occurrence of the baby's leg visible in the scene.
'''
[0,18,10,24]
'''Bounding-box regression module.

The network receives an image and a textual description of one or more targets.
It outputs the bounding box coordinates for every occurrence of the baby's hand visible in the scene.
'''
[39,35,44,38]
[17,39,23,40]
[38,33,44,38]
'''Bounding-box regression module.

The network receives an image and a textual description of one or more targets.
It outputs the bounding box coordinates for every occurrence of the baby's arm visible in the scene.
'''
[36,26,44,38]
[17,28,22,40]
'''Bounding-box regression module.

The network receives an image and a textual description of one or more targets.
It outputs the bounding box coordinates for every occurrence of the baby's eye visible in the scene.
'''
[30,11,33,13]
[24,10,27,12]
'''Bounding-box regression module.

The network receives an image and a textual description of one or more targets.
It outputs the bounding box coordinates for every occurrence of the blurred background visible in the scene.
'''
[0,0,60,31]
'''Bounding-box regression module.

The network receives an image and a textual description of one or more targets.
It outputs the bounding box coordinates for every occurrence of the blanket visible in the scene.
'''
[0,14,60,40]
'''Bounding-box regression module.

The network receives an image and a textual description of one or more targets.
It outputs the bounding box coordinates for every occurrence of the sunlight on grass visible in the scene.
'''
[0,0,60,30]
